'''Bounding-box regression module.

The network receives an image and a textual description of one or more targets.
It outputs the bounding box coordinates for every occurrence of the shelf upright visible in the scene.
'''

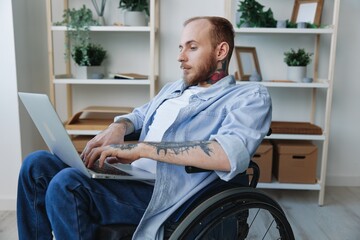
[318,0,340,205]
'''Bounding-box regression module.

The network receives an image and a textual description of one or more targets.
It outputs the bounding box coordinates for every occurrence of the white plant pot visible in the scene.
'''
[76,66,105,79]
[287,66,306,82]
[124,11,147,26]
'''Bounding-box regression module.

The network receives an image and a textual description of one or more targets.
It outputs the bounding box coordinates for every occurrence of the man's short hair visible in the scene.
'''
[184,16,235,62]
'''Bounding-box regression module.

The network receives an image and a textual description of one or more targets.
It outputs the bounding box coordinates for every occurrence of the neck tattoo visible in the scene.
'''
[205,60,228,85]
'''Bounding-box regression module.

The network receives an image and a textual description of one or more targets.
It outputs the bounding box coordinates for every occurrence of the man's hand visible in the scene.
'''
[84,143,141,168]
[81,120,134,165]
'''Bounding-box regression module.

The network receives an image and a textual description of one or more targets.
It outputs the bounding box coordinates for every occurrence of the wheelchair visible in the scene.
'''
[96,163,294,240]
[96,130,295,239]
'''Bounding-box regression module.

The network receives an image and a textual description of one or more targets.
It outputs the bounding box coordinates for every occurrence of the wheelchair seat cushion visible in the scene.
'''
[95,224,137,240]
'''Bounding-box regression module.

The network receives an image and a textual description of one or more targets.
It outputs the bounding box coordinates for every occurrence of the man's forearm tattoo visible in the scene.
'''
[144,141,213,156]
[110,143,137,150]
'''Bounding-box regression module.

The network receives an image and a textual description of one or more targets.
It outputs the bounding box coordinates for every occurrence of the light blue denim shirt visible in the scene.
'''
[114,75,272,239]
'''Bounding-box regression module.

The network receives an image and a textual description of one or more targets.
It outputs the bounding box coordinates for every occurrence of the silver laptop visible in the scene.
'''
[18,92,155,181]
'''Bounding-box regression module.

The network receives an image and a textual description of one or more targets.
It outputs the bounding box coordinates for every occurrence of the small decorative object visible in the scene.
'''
[237,0,276,28]
[249,71,262,81]
[291,0,324,26]
[302,77,313,83]
[118,0,149,26]
[72,43,107,79]
[276,20,287,28]
[284,48,313,82]
[297,22,307,28]
[91,0,108,25]
[235,46,262,81]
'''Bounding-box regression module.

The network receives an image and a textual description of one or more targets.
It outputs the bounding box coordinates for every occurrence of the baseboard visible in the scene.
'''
[326,175,360,187]
[0,197,16,210]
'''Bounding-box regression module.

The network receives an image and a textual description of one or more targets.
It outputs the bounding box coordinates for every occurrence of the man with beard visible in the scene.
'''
[17,16,271,239]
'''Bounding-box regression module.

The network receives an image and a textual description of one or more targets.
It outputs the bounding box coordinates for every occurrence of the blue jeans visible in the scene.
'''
[17,150,154,240]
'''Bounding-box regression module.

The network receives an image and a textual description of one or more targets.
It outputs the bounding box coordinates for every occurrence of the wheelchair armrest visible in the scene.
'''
[248,160,260,188]
[185,160,260,188]
[185,166,211,173]
[124,129,141,141]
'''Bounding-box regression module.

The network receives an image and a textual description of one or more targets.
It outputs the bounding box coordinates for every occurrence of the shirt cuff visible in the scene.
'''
[211,134,250,181]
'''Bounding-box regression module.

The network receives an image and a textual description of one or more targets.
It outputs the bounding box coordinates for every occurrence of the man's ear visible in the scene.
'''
[216,42,229,61]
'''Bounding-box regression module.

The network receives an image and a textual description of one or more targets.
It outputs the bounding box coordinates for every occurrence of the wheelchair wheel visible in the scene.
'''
[168,188,294,240]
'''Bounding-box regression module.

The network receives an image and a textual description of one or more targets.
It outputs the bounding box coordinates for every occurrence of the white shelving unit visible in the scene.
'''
[53,78,151,85]
[226,0,340,205]
[46,0,159,118]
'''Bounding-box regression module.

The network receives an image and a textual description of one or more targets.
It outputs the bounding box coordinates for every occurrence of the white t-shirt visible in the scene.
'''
[131,86,204,174]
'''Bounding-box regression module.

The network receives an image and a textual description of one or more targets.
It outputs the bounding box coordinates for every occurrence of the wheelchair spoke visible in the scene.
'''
[168,188,294,240]
[262,218,275,240]
[248,207,260,229]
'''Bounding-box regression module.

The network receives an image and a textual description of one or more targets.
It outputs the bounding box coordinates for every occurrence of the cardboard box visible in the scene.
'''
[252,140,273,183]
[273,140,317,184]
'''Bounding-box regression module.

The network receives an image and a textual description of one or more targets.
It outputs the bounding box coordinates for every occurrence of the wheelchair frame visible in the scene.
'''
[96,160,294,240]
[96,128,294,239]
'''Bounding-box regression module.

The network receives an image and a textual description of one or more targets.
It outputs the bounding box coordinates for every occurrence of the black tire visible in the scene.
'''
[169,188,294,240]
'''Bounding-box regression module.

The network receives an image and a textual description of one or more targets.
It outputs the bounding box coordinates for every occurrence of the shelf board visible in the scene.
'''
[236,79,329,88]
[234,27,334,34]
[67,129,101,135]
[51,25,151,32]
[257,181,321,190]
[53,78,150,85]
[265,134,326,141]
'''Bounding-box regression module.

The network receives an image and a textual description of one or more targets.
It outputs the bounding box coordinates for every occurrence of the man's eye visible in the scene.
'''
[190,46,197,50]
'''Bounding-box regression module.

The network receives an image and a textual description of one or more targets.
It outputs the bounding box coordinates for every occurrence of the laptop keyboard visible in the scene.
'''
[89,161,131,176]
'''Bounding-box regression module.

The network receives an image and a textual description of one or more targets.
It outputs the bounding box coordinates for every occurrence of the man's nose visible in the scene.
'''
[178,51,187,62]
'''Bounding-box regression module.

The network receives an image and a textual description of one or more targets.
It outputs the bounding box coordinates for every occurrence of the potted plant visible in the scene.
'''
[56,5,108,79]
[284,48,313,82]
[237,0,276,28]
[72,43,107,79]
[56,5,99,47]
[118,0,149,26]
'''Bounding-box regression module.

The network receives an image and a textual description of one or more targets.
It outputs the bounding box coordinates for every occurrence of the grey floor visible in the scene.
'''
[1,186,359,239]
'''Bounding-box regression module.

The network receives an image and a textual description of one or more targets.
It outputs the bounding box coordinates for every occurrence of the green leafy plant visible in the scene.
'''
[56,5,99,47]
[284,48,313,66]
[286,21,320,29]
[119,0,150,16]
[72,43,107,66]
[55,5,106,66]
[237,0,276,28]
[286,21,297,28]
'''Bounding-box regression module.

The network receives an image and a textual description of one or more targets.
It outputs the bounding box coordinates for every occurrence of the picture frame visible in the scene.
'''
[234,46,261,81]
[291,0,324,25]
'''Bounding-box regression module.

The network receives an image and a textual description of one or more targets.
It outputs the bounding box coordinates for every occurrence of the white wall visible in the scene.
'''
[0,0,49,210]
[2,0,359,210]
[0,0,22,210]
[13,0,49,155]
[326,0,360,186]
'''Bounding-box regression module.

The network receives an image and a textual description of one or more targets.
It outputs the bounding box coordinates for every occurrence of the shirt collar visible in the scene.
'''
[168,75,236,100]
